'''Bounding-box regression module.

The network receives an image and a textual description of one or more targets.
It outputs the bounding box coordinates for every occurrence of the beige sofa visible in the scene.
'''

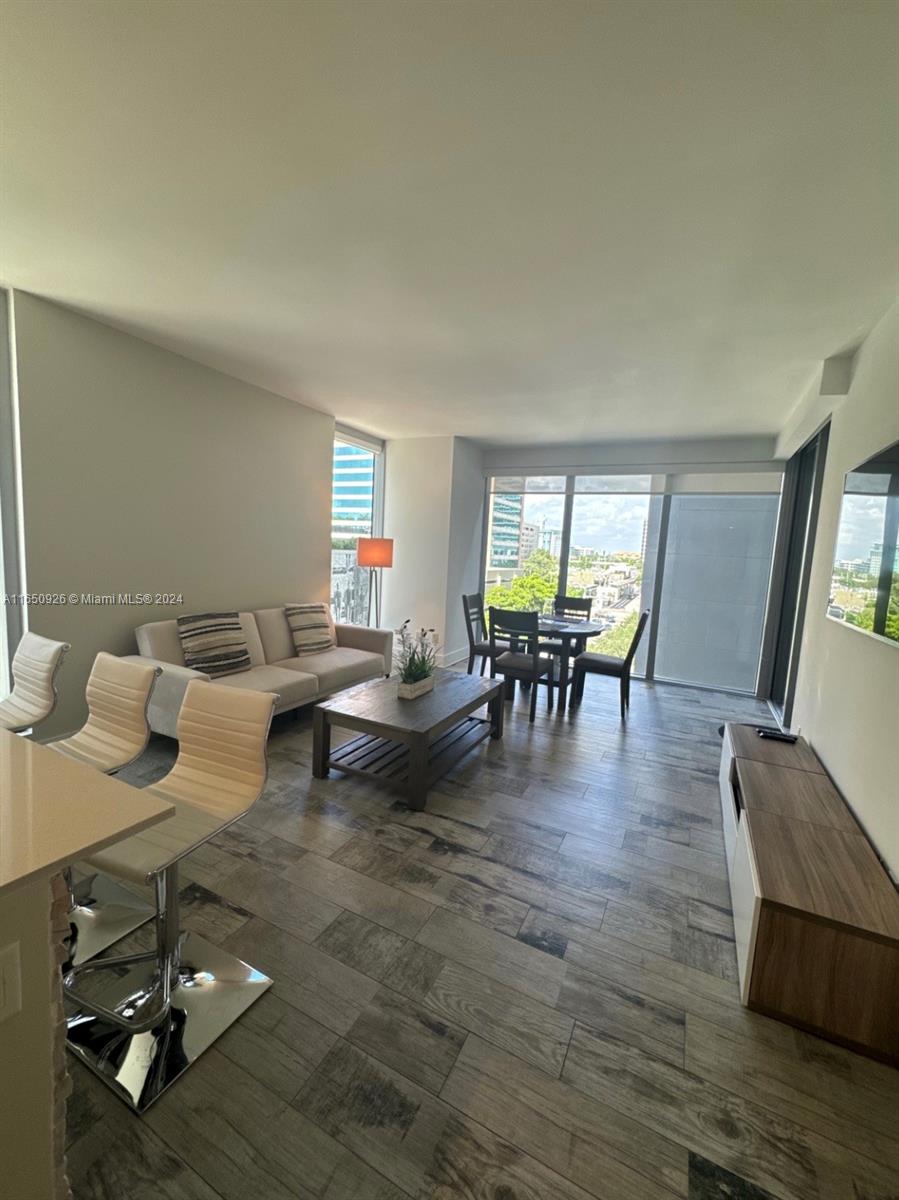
[126,606,392,738]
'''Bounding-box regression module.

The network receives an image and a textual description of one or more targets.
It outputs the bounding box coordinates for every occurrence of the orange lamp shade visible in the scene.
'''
[356,537,394,568]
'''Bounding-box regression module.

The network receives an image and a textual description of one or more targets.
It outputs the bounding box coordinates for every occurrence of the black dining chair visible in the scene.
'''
[544,594,594,657]
[554,595,593,620]
[489,607,555,722]
[462,593,508,675]
[569,610,649,719]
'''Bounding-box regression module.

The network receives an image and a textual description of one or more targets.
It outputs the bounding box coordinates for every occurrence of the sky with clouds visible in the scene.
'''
[834,494,889,562]
[521,493,650,554]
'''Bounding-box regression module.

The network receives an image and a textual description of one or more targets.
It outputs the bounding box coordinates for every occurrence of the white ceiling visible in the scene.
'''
[2,0,897,443]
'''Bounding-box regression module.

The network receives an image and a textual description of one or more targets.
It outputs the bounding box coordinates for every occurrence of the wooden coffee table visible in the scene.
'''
[312,669,504,810]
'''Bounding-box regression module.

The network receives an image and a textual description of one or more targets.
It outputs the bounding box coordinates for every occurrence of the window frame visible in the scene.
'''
[0,289,25,696]
[330,425,385,626]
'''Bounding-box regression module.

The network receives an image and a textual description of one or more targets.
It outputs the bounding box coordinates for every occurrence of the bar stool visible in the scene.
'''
[51,653,162,966]
[63,679,277,1112]
[0,630,70,733]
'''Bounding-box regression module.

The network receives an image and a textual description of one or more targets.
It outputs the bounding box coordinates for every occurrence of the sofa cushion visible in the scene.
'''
[238,613,266,667]
[274,646,384,694]
[135,619,184,665]
[253,607,295,664]
[285,602,336,655]
[177,612,251,677]
[214,664,318,707]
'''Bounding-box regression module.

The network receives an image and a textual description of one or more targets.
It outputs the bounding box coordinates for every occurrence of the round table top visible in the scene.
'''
[536,615,608,638]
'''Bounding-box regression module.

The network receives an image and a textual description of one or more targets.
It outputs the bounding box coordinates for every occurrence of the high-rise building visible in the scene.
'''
[331,440,375,542]
[540,527,564,558]
[869,542,899,578]
[519,521,540,563]
[489,493,523,567]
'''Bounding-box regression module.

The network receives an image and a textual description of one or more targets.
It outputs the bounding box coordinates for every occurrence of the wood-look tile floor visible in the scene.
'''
[66,678,899,1200]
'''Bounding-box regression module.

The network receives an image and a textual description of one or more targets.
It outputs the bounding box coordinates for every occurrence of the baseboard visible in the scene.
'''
[439,645,469,668]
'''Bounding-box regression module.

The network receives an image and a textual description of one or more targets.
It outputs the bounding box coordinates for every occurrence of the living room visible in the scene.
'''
[1,3,897,1199]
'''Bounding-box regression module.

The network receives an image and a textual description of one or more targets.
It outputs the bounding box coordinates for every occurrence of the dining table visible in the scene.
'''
[534,614,609,705]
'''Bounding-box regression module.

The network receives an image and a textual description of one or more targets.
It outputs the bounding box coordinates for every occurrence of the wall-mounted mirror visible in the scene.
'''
[827,438,899,645]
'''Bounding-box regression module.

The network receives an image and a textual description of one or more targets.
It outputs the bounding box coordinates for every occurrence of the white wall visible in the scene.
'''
[12,291,334,736]
[381,437,454,641]
[783,300,899,876]
[381,436,484,663]
[444,439,486,662]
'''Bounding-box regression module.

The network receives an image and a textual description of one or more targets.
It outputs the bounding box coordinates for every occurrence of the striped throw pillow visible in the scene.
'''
[176,612,252,677]
[285,603,336,656]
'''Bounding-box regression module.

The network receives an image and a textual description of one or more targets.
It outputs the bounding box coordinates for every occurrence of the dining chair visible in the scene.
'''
[554,595,593,620]
[64,679,277,1112]
[51,653,162,966]
[569,610,649,719]
[489,607,554,722]
[462,592,508,674]
[0,631,70,733]
[543,594,594,657]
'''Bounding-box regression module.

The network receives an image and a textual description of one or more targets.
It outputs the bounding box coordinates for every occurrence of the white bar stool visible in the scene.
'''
[63,679,276,1112]
[0,630,70,733]
[51,652,162,966]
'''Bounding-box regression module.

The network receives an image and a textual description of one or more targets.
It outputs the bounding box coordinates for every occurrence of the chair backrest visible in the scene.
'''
[462,593,487,648]
[79,652,161,765]
[162,679,276,820]
[624,610,650,666]
[2,631,70,730]
[489,607,541,663]
[554,595,592,620]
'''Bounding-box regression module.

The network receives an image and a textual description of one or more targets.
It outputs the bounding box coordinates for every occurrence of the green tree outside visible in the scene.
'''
[485,549,582,614]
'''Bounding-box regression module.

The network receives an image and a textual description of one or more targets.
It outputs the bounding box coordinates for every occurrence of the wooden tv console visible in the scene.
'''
[719,723,899,1065]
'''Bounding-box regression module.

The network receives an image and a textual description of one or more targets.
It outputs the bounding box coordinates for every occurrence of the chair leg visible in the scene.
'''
[529,676,538,721]
[625,671,631,709]
[547,665,554,713]
[479,656,486,677]
[620,676,627,720]
[467,651,475,674]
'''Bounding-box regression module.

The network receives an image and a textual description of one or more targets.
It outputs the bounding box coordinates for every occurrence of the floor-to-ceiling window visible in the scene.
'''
[484,477,567,611]
[482,470,782,693]
[563,475,656,662]
[330,429,384,624]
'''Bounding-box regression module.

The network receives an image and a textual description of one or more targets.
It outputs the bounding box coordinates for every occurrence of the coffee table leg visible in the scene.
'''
[407,736,429,811]
[489,688,504,739]
[312,707,331,778]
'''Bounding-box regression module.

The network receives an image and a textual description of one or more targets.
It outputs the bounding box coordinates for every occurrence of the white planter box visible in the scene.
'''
[397,676,435,700]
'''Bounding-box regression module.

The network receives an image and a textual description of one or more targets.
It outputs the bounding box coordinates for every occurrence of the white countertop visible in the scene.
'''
[0,729,174,895]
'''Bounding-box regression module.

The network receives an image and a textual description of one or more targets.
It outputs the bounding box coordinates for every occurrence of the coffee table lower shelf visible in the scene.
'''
[327,715,492,795]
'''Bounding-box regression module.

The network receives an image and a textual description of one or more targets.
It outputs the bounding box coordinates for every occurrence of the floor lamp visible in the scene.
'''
[357,537,393,627]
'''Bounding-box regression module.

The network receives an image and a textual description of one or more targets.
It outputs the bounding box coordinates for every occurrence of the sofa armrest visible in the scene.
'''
[120,655,210,739]
[334,625,393,674]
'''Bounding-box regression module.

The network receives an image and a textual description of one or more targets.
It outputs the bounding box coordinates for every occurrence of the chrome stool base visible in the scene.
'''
[65,930,271,1112]
[66,870,155,968]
